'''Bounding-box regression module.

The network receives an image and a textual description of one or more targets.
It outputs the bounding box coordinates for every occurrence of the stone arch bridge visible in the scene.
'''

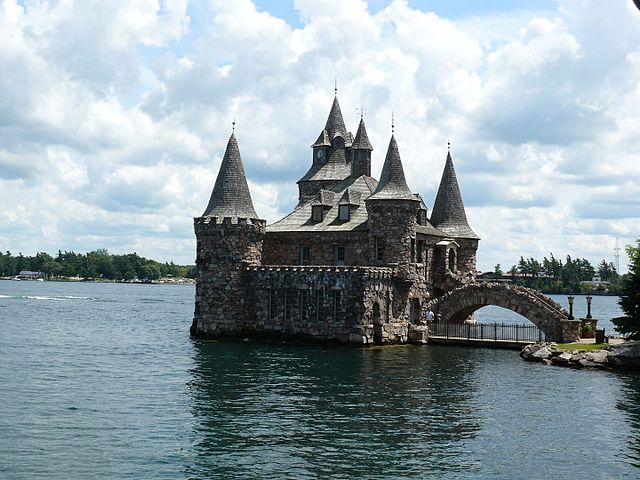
[427,283,581,343]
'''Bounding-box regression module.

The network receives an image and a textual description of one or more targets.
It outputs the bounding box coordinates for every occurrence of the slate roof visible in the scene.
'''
[298,147,351,182]
[430,151,479,239]
[324,95,350,141]
[202,133,259,219]
[367,135,418,202]
[352,118,373,150]
[267,175,379,232]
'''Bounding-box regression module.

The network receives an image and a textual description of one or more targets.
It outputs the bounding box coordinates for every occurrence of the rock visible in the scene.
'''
[542,358,553,365]
[532,347,552,361]
[570,354,584,362]
[551,355,569,365]
[549,348,563,357]
[607,341,640,370]
[585,350,608,364]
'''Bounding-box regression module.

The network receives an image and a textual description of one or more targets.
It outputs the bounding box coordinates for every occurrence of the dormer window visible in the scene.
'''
[312,206,323,222]
[338,205,350,221]
[417,209,427,225]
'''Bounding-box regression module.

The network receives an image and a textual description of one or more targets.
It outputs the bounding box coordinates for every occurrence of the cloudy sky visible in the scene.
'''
[1,0,639,272]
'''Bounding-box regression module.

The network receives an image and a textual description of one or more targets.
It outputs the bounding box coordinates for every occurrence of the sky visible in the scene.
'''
[0,0,639,273]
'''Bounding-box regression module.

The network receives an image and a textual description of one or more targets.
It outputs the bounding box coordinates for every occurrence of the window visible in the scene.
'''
[315,288,325,322]
[417,210,427,225]
[312,206,323,222]
[338,205,350,221]
[332,290,344,323]
[417,240,424,263]
[299,289,309,322]
[268,289,275,321]
[448,248,457,272]
[283,288,292,321]
[375,238,385,262]
[299,246,310,265]
[334,245,345,266]
[411,238,415,263]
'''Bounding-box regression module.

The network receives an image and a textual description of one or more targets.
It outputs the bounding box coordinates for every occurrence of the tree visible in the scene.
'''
[494,264,503,276]
[613,239,640,339]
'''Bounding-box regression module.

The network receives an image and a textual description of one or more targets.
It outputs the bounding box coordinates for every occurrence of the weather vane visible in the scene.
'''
[391,112,395,134]
[232,118,236,132]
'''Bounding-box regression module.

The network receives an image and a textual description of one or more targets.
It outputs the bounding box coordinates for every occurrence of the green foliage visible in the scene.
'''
[503,252,614,294]
[581,322,593,334]
[0,249,196,281]
[613,239,640,339]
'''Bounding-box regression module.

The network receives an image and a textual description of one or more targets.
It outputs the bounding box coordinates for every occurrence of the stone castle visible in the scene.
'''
[191,94,480,344]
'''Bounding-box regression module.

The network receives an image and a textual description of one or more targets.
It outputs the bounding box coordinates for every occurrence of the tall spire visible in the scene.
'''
[324,95,349,139]
[368,136,417,201]
[202,132,258,219]
[430,148,478,238]
[352,117,373,150]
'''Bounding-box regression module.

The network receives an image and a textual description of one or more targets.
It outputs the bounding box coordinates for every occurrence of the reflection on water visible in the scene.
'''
[188,343,482,478]
[617,373,640,468]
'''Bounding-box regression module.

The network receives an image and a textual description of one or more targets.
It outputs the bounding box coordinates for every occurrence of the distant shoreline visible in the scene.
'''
[0,277,195,285]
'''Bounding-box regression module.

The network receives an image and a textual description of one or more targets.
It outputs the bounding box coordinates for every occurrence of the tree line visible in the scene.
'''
[491,254,620,294]
[0,249,196,281]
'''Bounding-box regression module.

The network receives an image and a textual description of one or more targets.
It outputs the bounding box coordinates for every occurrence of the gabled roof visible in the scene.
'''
[311,189,336,206]
[367,135,418,202]
[311,130,331,148]
[202,133,259,219]
[268,175,379,232]
[430,151,478,239]
[352,118,373,150]
[339,188,362,206]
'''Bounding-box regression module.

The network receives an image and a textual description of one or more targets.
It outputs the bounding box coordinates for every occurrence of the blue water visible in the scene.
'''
[0,281,638,479]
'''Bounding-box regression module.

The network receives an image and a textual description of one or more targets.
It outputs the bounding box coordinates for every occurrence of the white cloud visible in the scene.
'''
[0,0,638,272]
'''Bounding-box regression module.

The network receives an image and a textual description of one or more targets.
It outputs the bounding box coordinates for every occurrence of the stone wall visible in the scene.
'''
[263,231,369,266]
[242,265,428,344]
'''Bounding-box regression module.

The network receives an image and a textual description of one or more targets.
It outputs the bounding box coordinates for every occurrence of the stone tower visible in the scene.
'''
[351,117,372,177]
[430,148,479,290]
[366,135,420,276]
[192,132,265,338]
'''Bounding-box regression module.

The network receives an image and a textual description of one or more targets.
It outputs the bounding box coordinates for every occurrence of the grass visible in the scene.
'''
[554,343,608,352]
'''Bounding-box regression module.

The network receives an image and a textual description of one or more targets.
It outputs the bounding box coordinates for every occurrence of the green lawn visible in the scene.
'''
[554,343,608,352]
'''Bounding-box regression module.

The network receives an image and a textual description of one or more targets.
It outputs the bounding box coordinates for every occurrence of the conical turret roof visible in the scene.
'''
[352,117,373,150]
[430,151,478,239]
[202,133,258,219]
[324,95,349,140]
[368,135,417,201]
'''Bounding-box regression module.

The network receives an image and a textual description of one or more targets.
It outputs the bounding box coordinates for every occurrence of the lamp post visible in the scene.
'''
[567,295,575,320]
[586,295,593,319]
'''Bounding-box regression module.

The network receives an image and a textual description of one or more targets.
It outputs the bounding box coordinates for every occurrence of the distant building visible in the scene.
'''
[17,270,44,279]
[191,94,479,344]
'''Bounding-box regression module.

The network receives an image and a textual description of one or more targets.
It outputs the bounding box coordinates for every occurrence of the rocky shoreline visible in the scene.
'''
[521,341,640,371]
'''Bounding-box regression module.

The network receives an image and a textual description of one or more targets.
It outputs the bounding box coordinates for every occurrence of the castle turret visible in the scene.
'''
[351,117,372,177]
[192,132,265,338]
[430,148,479,284]
[366,135,420,269]
[298,95,352,201]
